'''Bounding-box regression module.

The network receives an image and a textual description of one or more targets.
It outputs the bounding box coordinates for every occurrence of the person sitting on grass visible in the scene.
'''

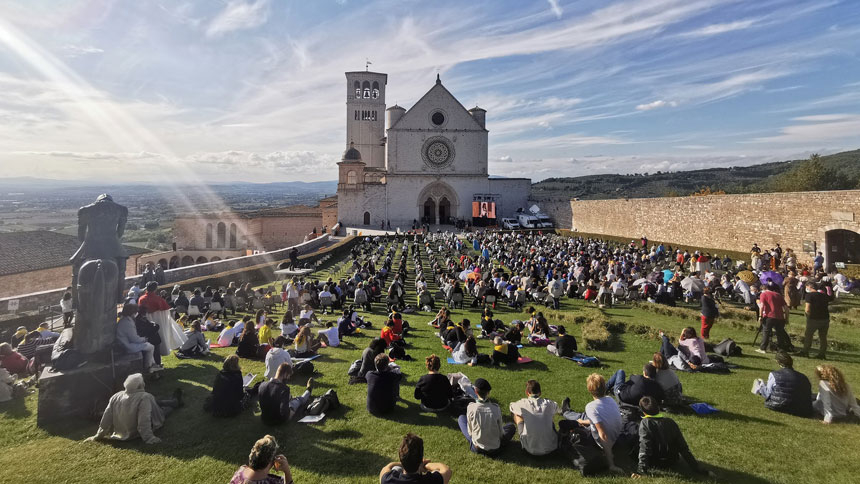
[0,342,30,377]
[492,336,519,366]
[813,364,860,423]
[414,354,453,412]
[547,325,577,358]
[650,353,682,405]
[381,319,404,348]
[367,354,402,416]
[428,308,451,329]
[293,326,320,358]
[561,373,624,473]
[678,327,710,366]
[380,433,452,484]
[259,362,314,425]
[606,364,665,407]
[299,304,320,326]
[318,321,341,348]
[217,320,241,347]
[337,309,358,337]
[504,321,524,346]
[229,434,292,484]
[265,336,293,380]
[236,323,262,360]
[509,379,560,456]
[259,318,275,347]
[458,377,516,456]
[354,338,388,380]
[204,355,255,418]
[631,396,711,478]
[752,351,813,418]
[451,336,485,366]
[280,312,298,340]
[177,320,209,358]
[87,373,182,445]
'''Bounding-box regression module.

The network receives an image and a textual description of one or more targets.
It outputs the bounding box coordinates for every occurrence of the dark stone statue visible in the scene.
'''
[69,194,128,354]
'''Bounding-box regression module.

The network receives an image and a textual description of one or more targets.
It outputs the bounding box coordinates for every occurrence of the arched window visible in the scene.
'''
[363,211,370,225]
[372,81,380,99]
[354,81,361,99]
[347,170,357,184]
[216,222,226,248]
[362,81,370,98]
[180,255,194,266]
[205,223,213,248]
[229,223,237,248]
[195,256,208,264]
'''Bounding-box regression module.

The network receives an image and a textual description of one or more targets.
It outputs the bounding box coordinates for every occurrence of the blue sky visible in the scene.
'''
[0,0,859,183]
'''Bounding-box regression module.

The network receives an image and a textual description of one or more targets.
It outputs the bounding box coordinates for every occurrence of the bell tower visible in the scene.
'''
[345,70,387,169]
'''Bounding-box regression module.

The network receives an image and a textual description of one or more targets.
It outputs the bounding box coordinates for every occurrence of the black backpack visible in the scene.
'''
[558,422,609,476]
[388,345,406,360]
[714,338,742,357]
[306,389,340,416]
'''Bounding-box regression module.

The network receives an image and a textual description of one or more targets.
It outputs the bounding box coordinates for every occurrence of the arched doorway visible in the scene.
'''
[438,197,451,225]
[169,256,180,269]
[195,256,209,264]
[825,229,859,266]
[180,256,194,266]
[423,199,437,224]
[157,258,168,269]
[417,181,459,226]
[363,211,371,225]
[210,256,222,262]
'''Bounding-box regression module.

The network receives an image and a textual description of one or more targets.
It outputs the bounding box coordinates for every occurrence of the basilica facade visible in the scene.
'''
[336,70,531,228]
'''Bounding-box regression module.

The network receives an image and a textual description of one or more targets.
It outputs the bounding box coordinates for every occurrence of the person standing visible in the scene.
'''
[756,284,791,354]
[798,282,830,359]
[700,287,719,340]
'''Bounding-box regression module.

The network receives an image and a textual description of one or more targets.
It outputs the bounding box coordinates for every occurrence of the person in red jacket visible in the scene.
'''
[380,319,402,347]
[0,343,30,376]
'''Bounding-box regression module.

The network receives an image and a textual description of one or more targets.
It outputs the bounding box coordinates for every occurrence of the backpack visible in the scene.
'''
[306,389,340,416]
[558,422,608,476]
[388,345,406,360]
[293,361,314,376]
[569,355,601,367]
[714,338,741,357]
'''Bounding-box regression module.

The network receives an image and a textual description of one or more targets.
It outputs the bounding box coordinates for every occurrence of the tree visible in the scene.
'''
[768,154,851,192]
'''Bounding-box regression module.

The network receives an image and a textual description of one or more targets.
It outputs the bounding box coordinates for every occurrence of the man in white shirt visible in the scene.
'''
[318,321,340,348]
[457,378,515,456]
[561,373,624,473]
[509,380,559,456]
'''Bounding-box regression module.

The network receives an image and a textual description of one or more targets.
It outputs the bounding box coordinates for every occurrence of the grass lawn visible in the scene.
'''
[1,240,859,484]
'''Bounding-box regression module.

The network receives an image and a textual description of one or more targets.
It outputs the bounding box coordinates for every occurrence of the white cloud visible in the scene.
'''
[678,18,760,38]
[636,99,676,111]
[547,0,563,19]
[13,150,161,160]
[206,0,271,38]
[752,113,860,144]
[61,44,104,58]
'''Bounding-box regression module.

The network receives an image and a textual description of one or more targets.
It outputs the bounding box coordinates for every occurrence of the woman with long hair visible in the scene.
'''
[236,323,261,359]
[814,365,860,423]
[293,326,319,358]
[678,327,710,366]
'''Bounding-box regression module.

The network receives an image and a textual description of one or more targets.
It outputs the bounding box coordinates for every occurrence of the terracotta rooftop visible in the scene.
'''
[0,230,149,277]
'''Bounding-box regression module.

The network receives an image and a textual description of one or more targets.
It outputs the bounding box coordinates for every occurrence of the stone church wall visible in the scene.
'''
[569,190,860,264]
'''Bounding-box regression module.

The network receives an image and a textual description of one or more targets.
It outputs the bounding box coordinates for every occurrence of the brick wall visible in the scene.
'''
[530,198,573,229]
[569,189,860,266]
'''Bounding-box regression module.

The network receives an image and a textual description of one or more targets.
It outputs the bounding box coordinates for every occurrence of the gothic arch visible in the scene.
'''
[216,222,226,248]
[417,181,459,224]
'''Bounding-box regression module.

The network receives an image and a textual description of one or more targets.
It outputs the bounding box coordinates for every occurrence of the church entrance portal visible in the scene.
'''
[423,199,436,224]
[418,182,459,226]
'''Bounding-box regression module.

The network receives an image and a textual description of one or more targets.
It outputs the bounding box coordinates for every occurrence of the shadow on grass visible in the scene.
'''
[0,397,32,419]
[380,399,462,430]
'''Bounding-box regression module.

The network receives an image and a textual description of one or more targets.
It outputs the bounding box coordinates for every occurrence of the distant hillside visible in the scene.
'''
[531,149,860,200]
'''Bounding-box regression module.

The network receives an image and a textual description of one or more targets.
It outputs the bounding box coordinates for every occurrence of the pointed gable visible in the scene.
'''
[389,80,486,131]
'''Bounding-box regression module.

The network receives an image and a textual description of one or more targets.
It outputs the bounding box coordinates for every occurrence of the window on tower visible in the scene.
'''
[371,110,377,121]
[354,110,359,120]
[347,170,357,184]
[372,81,380,99]
[354,81,361,99]
[362,81,370,99]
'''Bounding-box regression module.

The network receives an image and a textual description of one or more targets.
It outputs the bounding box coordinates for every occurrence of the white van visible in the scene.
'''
[501,218,520,230]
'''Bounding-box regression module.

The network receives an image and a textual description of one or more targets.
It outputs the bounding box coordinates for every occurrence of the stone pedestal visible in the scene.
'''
[37,352,143,427]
